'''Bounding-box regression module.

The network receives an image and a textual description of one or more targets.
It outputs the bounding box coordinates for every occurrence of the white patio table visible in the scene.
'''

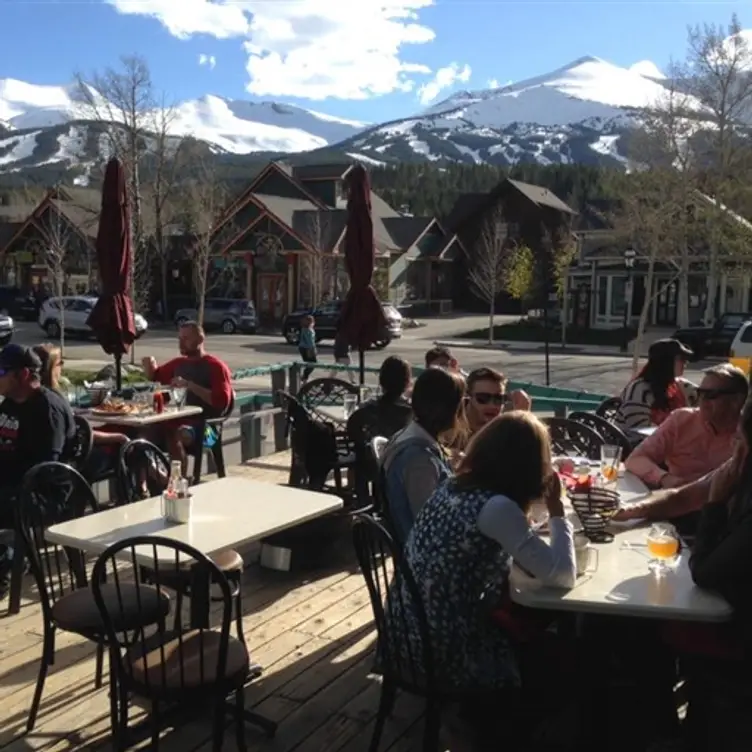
[77,404,203,428]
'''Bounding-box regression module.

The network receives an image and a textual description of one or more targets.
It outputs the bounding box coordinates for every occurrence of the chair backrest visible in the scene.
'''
[19,462,98,620]
[296,378,359,410]
[71,416,94,468]
[596,397,622,422]
[371,436,388,463]
[352,514,434,690]
[568,411,632,458]
[543,417,605,460]
[118,439,170,504]
[217,390,236,422]
[91,535,235,695]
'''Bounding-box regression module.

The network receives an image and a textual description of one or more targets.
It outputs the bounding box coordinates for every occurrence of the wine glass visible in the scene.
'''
[343,394,358,420]
[646,522,680,576]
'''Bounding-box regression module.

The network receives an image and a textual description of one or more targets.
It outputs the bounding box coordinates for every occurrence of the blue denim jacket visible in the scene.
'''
[383,436,451,547]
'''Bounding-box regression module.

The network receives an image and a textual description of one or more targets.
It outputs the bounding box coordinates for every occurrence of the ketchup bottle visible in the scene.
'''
[153,391,165,414]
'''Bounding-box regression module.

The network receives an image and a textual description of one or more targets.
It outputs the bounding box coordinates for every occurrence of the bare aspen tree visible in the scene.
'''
[182,151,229,326]
[611,171,686,374]
[631,67,699,328]
[680,15,752,322]
[305,211,336,305]
[467,206,509,345]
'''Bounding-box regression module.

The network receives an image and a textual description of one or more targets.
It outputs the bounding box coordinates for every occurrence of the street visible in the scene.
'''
[14,319,710,397]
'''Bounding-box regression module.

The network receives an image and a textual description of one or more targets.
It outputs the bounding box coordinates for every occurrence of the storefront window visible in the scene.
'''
[597,276,607,316]
[610,276,626,316]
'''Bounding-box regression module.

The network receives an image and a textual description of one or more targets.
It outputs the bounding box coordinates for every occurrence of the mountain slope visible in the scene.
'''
[0,56,690,181]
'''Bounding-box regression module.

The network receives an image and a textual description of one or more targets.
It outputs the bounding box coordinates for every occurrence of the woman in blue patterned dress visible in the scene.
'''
[386,410,577,690]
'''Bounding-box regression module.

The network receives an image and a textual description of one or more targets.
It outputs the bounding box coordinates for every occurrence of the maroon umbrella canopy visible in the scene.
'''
[86,158,136,358]
[339,165,387,352]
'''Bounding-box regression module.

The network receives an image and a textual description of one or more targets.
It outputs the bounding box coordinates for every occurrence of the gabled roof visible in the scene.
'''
[292,210,347,252]
[50,199,99,239]
[443,193,488,233]
[382,216,434,250]
[506,179,576,215]
[293,163,353,181]
[252,194,321,230]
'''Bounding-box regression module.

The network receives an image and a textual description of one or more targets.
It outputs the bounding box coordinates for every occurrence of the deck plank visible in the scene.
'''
[0,454,422,752]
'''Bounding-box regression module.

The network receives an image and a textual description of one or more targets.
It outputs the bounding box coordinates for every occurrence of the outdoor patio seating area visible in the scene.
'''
[0,454,428,752]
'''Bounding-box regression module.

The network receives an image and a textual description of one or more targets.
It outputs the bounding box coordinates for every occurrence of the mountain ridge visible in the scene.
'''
[0,55,681,183]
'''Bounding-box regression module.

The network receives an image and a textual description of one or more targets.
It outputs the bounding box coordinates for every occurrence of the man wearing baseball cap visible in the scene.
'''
[0,345,76,598]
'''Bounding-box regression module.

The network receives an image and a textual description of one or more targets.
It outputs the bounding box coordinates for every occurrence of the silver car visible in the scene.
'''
[175,299,257,334]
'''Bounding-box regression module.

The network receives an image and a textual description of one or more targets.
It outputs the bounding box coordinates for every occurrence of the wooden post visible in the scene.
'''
[240,399,260,462]
[270,367,287,400]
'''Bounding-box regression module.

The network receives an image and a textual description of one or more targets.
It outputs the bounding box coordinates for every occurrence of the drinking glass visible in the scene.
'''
[600,444,622,485]
[646,522,679,576]
[172,387,187,409]
[359,385,373,404]
[343,394,358,420]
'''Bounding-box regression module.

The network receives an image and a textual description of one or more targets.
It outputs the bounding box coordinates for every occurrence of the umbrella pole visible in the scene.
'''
[359,349,365,386]
[115,354,122,393]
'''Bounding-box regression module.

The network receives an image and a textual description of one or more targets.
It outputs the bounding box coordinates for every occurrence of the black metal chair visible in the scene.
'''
[118,439,245,636]
[278,390,356,497]
[595,397,622,422]
[568,411,632,459]
[18,462,170,731]
[91,536,259,751]
[543,417,604,460]
[296,377,360,417]
[71,416,94,471]
[353,514,500,751]
[190,391,236,485]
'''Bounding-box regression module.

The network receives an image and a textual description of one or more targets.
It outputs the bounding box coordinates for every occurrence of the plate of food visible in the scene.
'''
[90,400,151,416]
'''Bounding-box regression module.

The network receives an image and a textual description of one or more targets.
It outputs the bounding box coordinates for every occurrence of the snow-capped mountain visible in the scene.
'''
[337,56,700,167]
[0,56,696,180]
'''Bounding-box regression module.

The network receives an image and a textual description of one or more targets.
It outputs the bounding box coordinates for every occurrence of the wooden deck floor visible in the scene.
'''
[0,453,427,752]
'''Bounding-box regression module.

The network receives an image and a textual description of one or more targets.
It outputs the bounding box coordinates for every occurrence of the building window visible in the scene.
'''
[610,276,626,316]
[597,276,607,316]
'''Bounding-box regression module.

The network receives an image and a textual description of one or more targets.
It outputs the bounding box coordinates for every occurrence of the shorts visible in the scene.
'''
[181,424,219,448]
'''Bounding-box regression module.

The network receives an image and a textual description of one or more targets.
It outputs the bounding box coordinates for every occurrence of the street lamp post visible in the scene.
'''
[621,248,637,352]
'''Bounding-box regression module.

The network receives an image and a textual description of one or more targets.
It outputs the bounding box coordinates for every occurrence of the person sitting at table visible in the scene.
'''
[424,345,468,378]
[614,338,697,434]
[625,364,747,490]
[465,367,531,437]
[142,321,232,467]
[0,345,77,598]
[655,400,752,750]
[385,412,575,699]
[349,355,412,441]
[34,344,129,479]
[380,367,465,546]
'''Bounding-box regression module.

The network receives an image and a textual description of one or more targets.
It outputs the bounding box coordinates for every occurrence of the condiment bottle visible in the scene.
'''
[153,391,165,414]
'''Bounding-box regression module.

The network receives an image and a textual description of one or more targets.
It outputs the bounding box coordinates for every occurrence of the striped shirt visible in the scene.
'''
[614,377,696,432]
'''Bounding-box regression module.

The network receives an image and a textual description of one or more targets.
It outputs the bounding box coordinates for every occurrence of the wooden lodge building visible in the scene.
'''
[0,161,582,324]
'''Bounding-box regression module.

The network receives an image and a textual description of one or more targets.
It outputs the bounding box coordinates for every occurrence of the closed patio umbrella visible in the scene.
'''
[86,157,136,392]
[339,165,387,385]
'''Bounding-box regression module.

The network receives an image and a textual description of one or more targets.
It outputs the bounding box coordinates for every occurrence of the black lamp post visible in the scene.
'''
[621,248,637,352]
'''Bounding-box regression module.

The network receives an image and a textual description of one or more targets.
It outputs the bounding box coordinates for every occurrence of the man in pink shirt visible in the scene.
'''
[625,363,748,490]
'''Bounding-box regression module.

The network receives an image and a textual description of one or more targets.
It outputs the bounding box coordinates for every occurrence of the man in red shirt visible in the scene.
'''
[142,322,232,466]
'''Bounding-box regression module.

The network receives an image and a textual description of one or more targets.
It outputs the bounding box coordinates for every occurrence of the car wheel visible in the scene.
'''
[45,320,61,338]
[285,327,300,345]
[221,319,237,334]
[371,338,390,350]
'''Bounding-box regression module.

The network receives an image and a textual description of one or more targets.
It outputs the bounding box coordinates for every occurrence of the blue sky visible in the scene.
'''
[1,0,749,122]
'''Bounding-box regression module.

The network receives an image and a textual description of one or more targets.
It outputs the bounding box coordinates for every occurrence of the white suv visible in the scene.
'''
[38,296,148,339]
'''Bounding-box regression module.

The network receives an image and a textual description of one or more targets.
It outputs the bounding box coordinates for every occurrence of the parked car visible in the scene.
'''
[175,299,257,334]
[282,299,403,349]
[0,313,14,347]
[729,321,752,362]
[673,312,752,360]
[38,296,148,339]
[0,286,40,321]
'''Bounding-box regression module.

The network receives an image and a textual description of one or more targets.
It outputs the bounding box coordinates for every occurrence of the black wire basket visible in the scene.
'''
[568,484,620,543]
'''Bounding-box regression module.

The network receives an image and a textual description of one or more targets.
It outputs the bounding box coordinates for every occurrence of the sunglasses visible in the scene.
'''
[471,392,507,406]
[697,387,741,400]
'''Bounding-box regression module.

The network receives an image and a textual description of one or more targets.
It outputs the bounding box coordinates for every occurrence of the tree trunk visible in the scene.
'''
[488,284,495,345]
[160,255,169,322]
[676,253,690,329]
[631,258,657,376]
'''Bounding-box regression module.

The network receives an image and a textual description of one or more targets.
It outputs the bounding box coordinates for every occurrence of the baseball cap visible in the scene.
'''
[0,345,42,377]
[648,338,693,361]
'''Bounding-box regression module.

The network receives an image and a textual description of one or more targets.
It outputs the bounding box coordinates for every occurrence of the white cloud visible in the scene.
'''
[487,78,499,89]
[107,0,440,100]
[417,62,471,105]
[198,53,217,70]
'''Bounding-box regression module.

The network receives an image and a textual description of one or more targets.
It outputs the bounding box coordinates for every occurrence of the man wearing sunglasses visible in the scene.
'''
[626,363,748,492]
[465,367,532,436]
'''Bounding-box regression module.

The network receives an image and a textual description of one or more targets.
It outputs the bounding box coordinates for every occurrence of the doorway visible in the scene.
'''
[256,273,287,326]
[655,279,678,325]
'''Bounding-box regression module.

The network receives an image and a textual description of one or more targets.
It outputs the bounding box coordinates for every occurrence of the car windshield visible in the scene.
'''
[724,315,748,328]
